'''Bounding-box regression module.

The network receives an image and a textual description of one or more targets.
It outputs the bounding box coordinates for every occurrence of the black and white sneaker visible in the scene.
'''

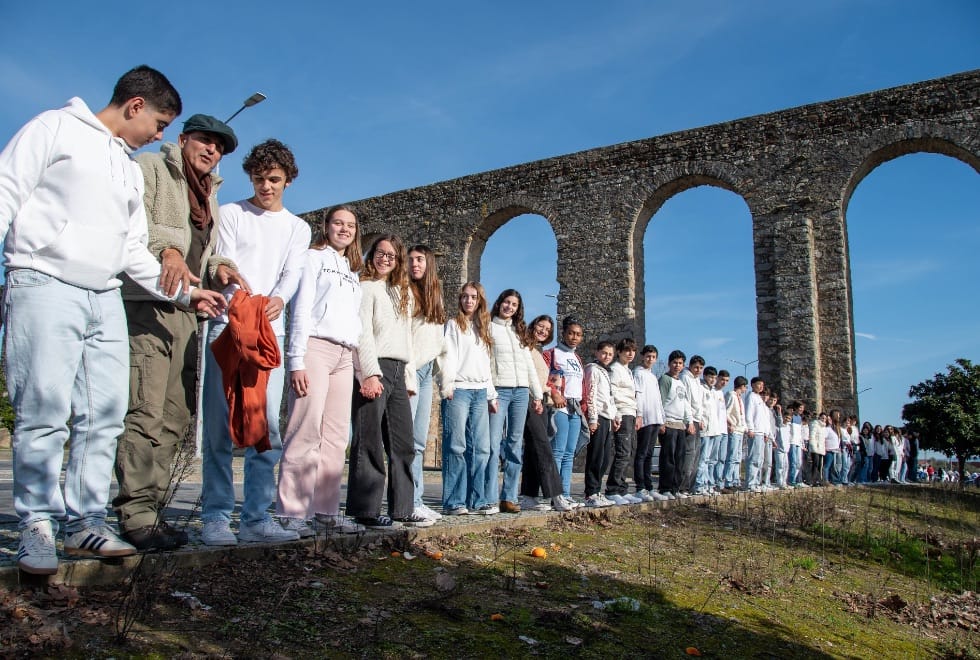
[18,520,58,574]
[396,513,434,528]
[355,515,403,529]
[64,525,137,558]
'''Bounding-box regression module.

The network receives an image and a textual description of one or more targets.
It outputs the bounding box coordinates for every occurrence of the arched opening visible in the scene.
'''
[639,183,756,379]
[846,151,980,426]
[473,212,559,333]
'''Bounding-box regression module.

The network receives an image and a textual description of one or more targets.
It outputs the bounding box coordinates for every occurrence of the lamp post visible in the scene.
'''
[730,358,758,377]
[225,92,267,124]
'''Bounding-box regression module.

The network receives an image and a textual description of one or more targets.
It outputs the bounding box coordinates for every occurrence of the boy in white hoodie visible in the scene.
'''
[583,341,618,507]
[0,66,226,575]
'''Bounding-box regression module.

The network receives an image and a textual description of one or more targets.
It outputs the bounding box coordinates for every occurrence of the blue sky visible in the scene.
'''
[1,0,978,428]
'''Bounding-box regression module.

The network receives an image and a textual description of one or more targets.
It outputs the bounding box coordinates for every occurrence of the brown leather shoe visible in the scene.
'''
[499,500,521,514]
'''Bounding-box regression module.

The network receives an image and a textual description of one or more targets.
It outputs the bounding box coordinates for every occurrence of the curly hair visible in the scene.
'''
[490,289,528,348]
[362,234,411,316]
[242,138,299,181]
[408,245,447,325]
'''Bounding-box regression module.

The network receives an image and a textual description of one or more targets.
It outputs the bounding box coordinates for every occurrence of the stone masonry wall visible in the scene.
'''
[304,70,980,441]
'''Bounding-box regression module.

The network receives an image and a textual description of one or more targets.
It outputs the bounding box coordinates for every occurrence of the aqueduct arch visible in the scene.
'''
[305,69,980,414]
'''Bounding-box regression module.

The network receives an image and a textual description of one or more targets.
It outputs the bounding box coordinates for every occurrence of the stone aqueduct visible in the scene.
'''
[305,70,979,414]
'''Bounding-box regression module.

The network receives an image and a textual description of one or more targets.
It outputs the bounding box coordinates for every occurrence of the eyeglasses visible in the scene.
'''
[374,251,398,262]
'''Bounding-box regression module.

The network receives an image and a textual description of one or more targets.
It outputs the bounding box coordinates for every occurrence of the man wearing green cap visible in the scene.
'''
[113,113,248,551]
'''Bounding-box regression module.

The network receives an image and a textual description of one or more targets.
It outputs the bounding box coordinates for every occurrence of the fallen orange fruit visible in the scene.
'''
[490,613,505,621]
[530,547,548,558]
[685,647,701,656]
[426,550,444,560]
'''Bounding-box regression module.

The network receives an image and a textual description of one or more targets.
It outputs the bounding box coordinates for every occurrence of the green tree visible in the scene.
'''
[902,358,980,484]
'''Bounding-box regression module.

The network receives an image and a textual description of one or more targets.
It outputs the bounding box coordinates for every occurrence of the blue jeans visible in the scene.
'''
[551,409,581,498]
[487,387,529,504]
[201,320,286,525]
[440,388,489,510]
[721,432,743,488]
[745,433,763,488]
[824,450,840,483]
[788,445,802,484]
[408,360,434,507]
[695,434,721,490]
[4,269,127,532]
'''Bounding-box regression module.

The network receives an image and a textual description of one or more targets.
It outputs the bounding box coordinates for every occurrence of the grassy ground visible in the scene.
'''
[2,483,978,658]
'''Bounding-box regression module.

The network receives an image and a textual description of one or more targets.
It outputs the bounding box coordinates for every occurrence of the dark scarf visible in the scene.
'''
[183,152,213,229]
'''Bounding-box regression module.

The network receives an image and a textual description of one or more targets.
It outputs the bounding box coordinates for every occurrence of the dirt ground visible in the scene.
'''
[2,484,978,659]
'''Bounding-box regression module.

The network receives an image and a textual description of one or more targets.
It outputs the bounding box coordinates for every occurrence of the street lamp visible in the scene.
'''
[730,358,758,376]
[858,387,872,395]
[225,92,267,124]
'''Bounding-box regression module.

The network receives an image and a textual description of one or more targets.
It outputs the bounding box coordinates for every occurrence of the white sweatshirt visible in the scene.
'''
[214,199,311,336]
[609,362,638,418]
[0,97,187,302]
[584,363,618,425]
[439,318,496,399]
[633,366,665,426]
[744,391,768,438]
[357,279,416,390]
[703,388,727,437]
[286,246,361,372]
[489,317,543,400]
[659,374,692,426]
[681,369,707,424]
[726,390,747,434]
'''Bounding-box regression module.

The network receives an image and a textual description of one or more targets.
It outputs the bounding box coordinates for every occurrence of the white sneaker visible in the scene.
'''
[551,496,574,512]
[239,517,300,543]
[202,520,238,546]
[650,491,669,501]
[419,503,443,520]
[585,494,605,508]
[397,513,435,528]
[637,490,655,502]
[663,492,676,500]
[562,495,584,509]
[315,514,366,534]
[521,496,552,512]
[608,494,629,505]
[18,520,58,575]
[280,517,314,538]
[414,506,438,522]
[624,493,644,504]
[64,524,136,558]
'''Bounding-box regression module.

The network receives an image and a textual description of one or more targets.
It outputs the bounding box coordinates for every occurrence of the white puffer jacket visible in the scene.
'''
[489,317,543,400]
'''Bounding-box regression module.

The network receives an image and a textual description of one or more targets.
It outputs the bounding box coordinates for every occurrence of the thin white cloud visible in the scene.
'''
[699,337,734,350]
[852,258,940,290]
[856,332,877,340]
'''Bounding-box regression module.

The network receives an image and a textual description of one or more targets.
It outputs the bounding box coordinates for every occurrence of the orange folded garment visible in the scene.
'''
[210,289,282,452]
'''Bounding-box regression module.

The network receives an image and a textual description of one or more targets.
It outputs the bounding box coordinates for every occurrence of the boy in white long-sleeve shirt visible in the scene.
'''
[607,339,643,504]
[659,351,694,498]
[679,356,707,493]
[583,342,618,507]
[0,66,226,574]
[633,345,667,501]
[694,367,724,495]
[201,139,311,545]
[743,377,768,491]
[722,376,749,491]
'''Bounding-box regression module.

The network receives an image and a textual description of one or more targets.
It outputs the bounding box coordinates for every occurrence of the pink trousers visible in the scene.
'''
[276,338,353,519]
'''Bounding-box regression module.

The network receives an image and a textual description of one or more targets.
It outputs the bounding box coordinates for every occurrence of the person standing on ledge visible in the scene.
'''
[114,113,248,551]
[0,65,226,575]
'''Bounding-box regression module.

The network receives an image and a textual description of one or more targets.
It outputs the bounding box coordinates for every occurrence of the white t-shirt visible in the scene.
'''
[214,199,311,336]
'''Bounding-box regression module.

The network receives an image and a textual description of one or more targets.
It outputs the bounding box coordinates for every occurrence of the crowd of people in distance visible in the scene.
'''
[0,65,937,577]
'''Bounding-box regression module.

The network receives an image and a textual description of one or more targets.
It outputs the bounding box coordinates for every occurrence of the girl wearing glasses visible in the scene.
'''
[346,234,432,528]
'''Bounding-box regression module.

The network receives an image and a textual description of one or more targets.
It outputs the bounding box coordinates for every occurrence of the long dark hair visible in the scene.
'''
[490,289,529,348]
[408,245,446,325]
